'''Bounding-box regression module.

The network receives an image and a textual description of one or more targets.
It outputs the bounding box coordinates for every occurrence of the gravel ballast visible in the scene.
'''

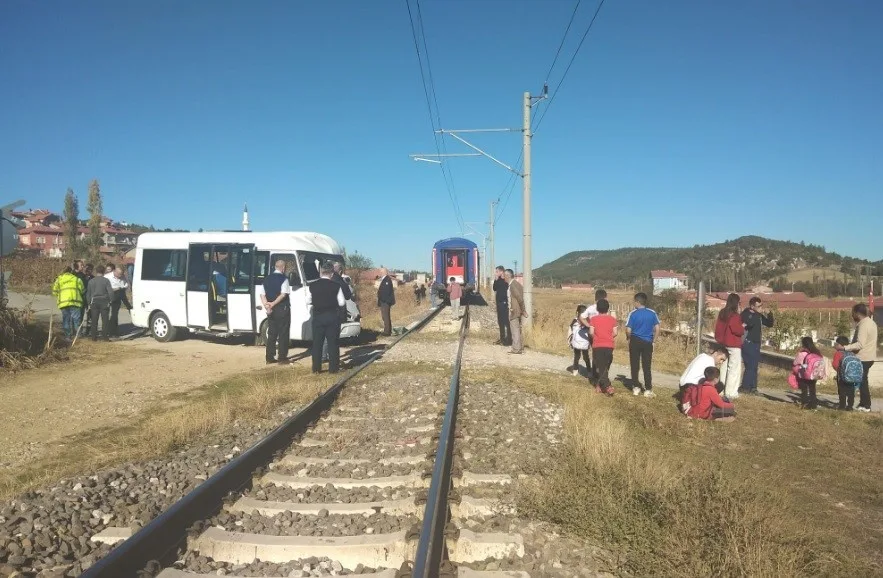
[256,484,417,505]
[212,510,418,537]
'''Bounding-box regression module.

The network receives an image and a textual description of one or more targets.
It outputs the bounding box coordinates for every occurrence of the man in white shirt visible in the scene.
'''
[105,266,132,337]
[680,343,729,388]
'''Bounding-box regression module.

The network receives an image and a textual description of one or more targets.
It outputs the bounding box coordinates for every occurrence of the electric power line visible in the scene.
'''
[533,0,606,134]
[543,0,582,84]
[405,0,464,231]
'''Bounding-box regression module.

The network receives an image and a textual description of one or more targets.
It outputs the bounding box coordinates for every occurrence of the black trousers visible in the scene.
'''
[380,303,392,336]
[798,378,818,408]
[837,377,856,410]
[859,361,874,410]
[496,302,511,344]
[312,309,341,373]
[629,336,654,390]
[90,301,110,340]
[265,305,290,362]
[109,289,132,337]
[593,347,614,388]
[572,348,590,369]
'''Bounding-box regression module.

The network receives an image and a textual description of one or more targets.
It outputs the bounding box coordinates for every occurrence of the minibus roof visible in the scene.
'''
[136,231,343,255]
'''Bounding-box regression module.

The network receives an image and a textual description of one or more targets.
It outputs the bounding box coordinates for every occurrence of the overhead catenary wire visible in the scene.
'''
[542,0,582,84]
[533,0,606,134]
[405,0,465,232]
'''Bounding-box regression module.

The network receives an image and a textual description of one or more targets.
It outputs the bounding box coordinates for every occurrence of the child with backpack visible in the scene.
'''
[792,336,826,410]
[833,335,863,411]
[568,305,592,377]
[682,367,736,421]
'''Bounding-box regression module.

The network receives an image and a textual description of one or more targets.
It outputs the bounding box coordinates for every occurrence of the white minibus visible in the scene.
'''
[131,231,361,343]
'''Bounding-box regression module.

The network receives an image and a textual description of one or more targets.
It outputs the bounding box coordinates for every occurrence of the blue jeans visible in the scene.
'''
[740,341,761,391]
[61,306,82,339]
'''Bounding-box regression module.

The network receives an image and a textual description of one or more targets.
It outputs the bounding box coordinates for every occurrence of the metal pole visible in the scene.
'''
[522,91,532,330]
[489,200,496,279]
[696,281,705,357]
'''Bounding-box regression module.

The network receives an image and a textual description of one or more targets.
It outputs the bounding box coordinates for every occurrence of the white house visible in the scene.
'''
[651,270,688,295]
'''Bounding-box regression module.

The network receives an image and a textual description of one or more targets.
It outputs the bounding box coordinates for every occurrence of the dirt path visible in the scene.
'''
[0,334,381,470]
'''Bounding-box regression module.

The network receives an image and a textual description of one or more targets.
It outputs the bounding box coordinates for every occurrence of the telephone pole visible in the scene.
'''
[489,200,496,285]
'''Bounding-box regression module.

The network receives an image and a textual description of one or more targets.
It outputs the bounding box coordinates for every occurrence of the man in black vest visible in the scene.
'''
[377,267,396,336]
[261,259,291,364]
[492,265,511,346]
[308,261,346,373]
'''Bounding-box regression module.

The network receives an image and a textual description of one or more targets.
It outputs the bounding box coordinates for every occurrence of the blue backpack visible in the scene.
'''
[840,352,863,386]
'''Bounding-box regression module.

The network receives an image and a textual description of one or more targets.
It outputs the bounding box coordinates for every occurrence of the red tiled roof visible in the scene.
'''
[651,270,688,280]
[21,226,64,234]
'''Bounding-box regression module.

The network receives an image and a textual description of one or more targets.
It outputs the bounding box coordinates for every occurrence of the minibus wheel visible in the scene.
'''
[151,311,177,342]
[256,319,269,346]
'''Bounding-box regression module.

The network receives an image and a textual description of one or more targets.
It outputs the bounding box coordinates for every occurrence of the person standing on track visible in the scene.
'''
[377,267,396,336]
[714,293,745,400]
[625,292,660,397]
[261,259,291,365]
[739,297,773,395]
[840,303,878,412]
[308,261,346,374]
[447,277,463,320]
[506,269,526,354]
[493,266,511,346]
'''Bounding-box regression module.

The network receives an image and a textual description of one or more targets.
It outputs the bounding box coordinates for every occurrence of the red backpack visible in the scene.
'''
[681,383,703,414]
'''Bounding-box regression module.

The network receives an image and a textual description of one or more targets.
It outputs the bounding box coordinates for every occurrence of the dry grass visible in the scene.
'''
[4,254,65,294]
[0,303,68,370]
[466,366,882,576]
[0,366,333,500]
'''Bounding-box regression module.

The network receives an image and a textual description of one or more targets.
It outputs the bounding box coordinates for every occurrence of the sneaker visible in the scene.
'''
[632,387,641,396]
[856,407,871,413]
[643,390,656,398]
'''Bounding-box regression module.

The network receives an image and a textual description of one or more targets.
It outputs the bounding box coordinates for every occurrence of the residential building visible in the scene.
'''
[13,208,139,257]
[17,225,67,257]
[651,270,688,295]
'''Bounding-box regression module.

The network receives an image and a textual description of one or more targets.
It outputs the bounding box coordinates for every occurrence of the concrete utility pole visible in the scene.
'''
[408,86,545,328]
[489,200,496,283]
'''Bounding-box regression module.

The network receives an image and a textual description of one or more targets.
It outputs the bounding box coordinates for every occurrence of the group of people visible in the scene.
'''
[262,260,356,374]
[492,266,526,354]
[567,289,661,397]
[52,260,132,341]
[560,289,878,420]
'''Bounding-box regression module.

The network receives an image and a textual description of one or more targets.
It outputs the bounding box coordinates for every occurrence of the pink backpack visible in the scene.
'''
[799,352,827,381]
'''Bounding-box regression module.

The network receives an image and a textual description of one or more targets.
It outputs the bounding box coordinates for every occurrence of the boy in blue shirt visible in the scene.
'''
[625,292,660,397]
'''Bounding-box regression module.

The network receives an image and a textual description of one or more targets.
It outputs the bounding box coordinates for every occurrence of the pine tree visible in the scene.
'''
[63,187,81,258]
[86,179,103,260]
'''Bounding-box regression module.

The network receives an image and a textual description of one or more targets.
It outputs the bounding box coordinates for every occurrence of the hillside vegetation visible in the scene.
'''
[535,236,880,291]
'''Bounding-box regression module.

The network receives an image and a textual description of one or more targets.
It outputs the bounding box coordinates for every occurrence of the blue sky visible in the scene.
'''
[1,0,881,271]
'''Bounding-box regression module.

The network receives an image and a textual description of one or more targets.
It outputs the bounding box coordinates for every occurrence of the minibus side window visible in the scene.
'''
[270,253,301,289]
[141,249,186,281]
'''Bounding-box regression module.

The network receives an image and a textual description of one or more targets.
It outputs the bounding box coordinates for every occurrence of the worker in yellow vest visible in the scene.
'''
[52,266,85,339]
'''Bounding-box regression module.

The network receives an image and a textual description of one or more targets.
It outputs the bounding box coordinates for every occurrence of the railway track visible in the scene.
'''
[81,303,529,578]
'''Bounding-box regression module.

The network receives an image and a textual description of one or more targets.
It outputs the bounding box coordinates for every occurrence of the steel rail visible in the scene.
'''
[412,304,470,577]
[82,305,444,578]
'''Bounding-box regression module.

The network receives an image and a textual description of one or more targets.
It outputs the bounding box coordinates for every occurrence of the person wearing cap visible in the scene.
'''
[308,261,346,373]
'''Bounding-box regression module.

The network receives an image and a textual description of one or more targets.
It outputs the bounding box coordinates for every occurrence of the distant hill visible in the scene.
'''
[535,236,879,292]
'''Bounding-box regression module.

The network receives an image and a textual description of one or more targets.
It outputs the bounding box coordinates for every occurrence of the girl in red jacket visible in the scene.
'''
[714,293,745,401]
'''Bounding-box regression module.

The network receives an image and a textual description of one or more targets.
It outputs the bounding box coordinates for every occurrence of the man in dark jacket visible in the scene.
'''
[309,261,346,373]
[492,265,511,346]
[86,271,114,341]
[739,297,773,395]
[377,267,396,336]
[331,262,353,301]
[261,259,291,364]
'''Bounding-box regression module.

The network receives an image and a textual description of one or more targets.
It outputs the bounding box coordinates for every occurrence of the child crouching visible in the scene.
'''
[682,367,736,421]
